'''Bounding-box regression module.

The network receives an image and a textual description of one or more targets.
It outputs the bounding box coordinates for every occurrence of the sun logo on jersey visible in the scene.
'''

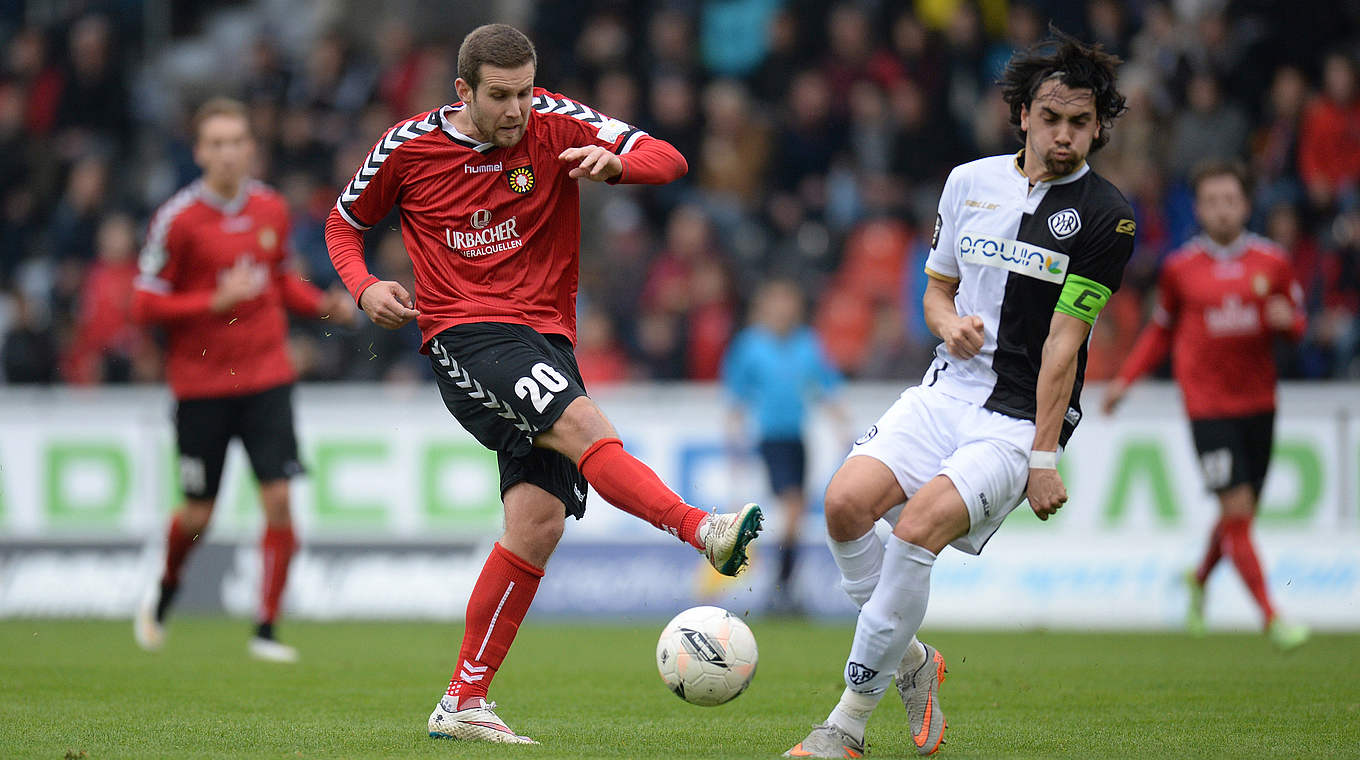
[507,166,535,194]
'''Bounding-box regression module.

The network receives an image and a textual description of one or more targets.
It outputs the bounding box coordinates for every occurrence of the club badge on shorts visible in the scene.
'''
[507,165,535,194]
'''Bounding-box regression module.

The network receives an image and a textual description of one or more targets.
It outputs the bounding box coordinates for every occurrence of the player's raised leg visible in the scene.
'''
[135,499,213,651]
[430,482,558,744]
[542,397,763,576]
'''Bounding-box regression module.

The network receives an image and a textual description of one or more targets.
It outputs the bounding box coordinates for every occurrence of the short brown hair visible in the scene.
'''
[457,24,537,93]
[1190,159,1250,196]
[192,96,249,141]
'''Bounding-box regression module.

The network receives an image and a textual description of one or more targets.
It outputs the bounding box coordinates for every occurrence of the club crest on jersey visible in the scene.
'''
[958,232,1068,284]
[1047,208,1081,240]
[470,209,492,229]
[507,165,535,194]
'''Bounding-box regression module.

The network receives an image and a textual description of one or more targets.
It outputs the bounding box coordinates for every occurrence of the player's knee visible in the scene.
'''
[823,484,872,539]
[180,501,215,534]
[892,503,961,554]
[541,397,616,459]
[258,481,292,525]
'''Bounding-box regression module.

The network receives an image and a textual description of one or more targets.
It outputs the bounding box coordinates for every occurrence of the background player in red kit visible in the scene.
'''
[1103,161,1309,650]
[325,24,762,744]
[132,97,355,662]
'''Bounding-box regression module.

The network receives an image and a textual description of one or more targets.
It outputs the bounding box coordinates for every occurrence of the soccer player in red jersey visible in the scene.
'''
[325,24,762,744]
[131,97,355,662]
[1103,161,1310,650]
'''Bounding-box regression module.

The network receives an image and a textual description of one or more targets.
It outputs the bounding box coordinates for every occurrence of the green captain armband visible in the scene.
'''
[1055,274,1112,325]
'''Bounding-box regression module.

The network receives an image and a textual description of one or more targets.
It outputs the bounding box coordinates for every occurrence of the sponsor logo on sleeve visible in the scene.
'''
[855,425,878,445]
[596,117,630,143]
[1047,208,1081,239]
[1115,218,1136,236]
[931,213,942,249]
[957,232,1068,283]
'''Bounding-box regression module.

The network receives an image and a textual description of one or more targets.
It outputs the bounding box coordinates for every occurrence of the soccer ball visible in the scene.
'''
[655,605,758,706]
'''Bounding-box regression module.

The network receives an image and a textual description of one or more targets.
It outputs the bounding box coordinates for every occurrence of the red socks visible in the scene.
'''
[1194,518,1226,585]
[577,438,706,549]
[259,524,297,624]
[161,512,198,587]
[446,542,544,705]
[1220,515,1275,624]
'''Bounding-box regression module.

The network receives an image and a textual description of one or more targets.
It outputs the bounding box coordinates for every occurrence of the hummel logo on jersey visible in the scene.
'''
[1047,208,1081,239]
[464,162,503,174]
[958,233,1068,284]
[446,216,523,258]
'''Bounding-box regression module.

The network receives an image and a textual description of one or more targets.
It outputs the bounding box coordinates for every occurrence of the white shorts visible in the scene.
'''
[849,384,1035,555]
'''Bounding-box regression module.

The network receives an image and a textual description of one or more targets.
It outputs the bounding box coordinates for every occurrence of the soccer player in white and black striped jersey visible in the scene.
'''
[786,30,1133,759]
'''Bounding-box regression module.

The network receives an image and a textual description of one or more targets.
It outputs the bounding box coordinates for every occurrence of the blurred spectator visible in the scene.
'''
[700,0,780,78]
[575,309,632,386]
[1168,72,1249,182]
[1298,51,1360,212]
[696,79,771,207]
[6,26,63,136]
[1251,65,1310,213]
[61,213,154,384]
[55,15,131,156]
[1,289,57,383]
[45,154,110,262]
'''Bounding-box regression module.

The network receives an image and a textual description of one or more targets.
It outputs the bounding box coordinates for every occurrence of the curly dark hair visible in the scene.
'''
[999,26,1126,153]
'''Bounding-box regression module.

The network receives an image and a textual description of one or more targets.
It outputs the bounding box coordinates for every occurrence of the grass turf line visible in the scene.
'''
[1,619,1357,759]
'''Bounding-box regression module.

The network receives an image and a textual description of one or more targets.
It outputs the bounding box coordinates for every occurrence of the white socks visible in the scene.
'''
[827,529,884,607]
[827,687,879,741]
[838,534,936,703]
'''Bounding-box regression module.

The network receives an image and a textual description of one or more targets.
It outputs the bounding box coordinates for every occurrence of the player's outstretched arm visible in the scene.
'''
[559,134,687,185]
[1028,312,1090,519]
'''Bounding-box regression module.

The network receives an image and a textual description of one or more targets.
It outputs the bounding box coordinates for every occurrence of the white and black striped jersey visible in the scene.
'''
[921,152,1136,446]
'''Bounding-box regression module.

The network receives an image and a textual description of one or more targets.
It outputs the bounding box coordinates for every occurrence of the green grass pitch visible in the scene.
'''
[2,619,1357,759]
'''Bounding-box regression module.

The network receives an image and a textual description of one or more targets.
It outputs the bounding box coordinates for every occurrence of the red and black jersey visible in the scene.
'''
[132,180,324,400]
[1115,233,1306,419]
[326,88,687,348]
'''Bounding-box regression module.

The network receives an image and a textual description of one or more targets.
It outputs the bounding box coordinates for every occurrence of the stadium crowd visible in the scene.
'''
[1,0,1358,386]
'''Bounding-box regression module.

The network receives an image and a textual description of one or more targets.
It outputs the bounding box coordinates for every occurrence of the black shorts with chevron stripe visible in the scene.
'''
[427,323,589,518]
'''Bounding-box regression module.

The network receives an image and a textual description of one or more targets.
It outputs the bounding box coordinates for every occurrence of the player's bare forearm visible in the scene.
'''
[922,277,960,339]
[1033,312,1089,453]
[924,276,985,359]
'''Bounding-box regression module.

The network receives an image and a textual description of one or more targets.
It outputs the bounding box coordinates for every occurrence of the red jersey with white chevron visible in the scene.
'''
[1115,233,1305,419]
[327,88,686,347]
[132,180,323,400]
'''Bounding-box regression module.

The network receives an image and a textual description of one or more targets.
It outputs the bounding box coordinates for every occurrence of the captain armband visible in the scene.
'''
[1054,274,1112,325]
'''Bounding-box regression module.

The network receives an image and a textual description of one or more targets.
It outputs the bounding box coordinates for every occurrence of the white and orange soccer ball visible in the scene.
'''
[655,605,758,706]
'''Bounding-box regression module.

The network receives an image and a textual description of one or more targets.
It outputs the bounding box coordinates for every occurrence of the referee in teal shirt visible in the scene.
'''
[722,279,848,614]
